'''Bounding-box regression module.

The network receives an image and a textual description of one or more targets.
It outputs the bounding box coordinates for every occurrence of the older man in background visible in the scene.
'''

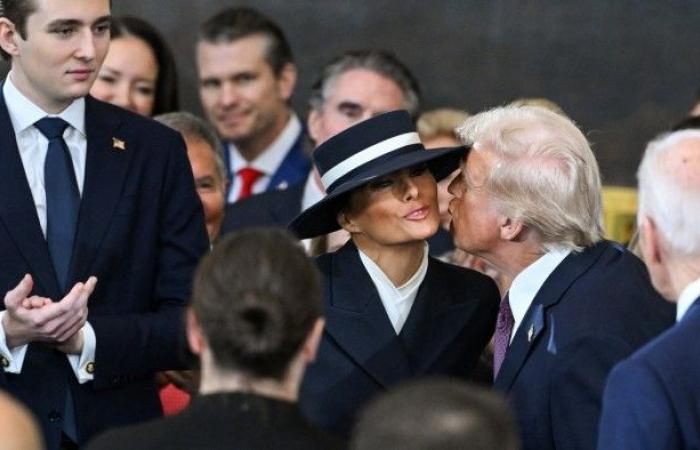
[448,105,674,450]
[597,130,700,450]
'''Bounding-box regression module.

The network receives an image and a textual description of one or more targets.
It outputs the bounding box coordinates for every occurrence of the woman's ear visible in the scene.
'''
[337,210,359,233]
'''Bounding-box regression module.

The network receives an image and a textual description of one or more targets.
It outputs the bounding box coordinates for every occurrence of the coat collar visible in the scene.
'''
[68,96,130,285]
[0,85,58,295]
[322,241,483,385]
[0,89,129,297]
[494,241,609,391]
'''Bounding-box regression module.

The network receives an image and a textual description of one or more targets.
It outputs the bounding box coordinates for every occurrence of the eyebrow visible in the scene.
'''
[46,15,111,29]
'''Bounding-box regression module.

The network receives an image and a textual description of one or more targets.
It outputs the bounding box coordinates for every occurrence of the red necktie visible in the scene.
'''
[237,167,263,200]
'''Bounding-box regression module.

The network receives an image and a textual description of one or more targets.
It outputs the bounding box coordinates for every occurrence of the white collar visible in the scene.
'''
[229,113,301,175]
[508,246,571,334]
[358,243,429,333]
[4,71,86,136]
[677,276,700,322]
[301,172,325,212]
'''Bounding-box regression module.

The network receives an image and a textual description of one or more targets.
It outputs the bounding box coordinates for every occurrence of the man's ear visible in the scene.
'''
[276,62,297,102]
[300,318,324,363]
[307,108,322,144]
[0,18,20,58]
[186,308,206,356]
[498,215,523,241]
[639,215,663,266]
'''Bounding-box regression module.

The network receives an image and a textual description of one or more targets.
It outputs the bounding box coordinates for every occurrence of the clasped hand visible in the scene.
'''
[2,274,97,354]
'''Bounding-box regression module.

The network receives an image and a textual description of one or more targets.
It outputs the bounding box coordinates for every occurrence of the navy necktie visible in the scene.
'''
[35,118,80,292]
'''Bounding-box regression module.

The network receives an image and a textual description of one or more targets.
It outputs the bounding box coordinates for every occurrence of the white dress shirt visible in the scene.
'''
[507,246,571,342]
[0,74,96,384]
[676,276,700,322]
[227,114,302,202]
[358,244,429,334]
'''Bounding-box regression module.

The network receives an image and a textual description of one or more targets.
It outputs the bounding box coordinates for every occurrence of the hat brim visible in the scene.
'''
[288,145,467,239]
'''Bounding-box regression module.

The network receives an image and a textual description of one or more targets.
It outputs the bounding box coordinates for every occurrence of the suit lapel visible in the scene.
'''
[69,97,131,284]
[323,242,412,387]
[494,242,608,391]
[399,259,478,373]
[0,87,59,295]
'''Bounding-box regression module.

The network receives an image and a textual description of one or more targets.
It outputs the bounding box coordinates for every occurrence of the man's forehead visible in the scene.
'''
[28,0,110,24]
[326,68,405,108]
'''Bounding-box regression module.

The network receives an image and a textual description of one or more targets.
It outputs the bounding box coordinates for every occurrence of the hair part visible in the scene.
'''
[198,6,293,76]
[637,129,700,256]
[309,49,421,118]
[191,228,322,380]
[351,378,520,450]
[458,105,604,251]
[155,111,226,183]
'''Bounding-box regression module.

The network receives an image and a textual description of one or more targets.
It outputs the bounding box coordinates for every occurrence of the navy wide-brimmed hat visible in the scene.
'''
[288,110,467,239]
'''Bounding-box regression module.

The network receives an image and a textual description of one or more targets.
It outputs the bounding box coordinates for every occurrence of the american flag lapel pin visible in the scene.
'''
[112,137,126,151]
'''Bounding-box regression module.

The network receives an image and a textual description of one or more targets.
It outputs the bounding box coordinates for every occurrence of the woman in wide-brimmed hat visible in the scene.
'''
[290,110,500,439]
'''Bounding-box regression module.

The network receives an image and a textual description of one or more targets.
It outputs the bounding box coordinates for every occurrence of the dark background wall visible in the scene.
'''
[11,1,700,185]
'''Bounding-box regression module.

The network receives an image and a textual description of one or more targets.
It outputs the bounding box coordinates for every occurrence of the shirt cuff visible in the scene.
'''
[67,321,96,384]
[0,311,29,373]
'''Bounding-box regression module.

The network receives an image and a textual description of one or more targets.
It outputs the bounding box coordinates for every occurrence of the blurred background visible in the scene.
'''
[5,0,699,186]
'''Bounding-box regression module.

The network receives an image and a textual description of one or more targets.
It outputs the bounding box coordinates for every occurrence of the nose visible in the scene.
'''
[112,84,136,113]
[220,82,240,107]
[75,29,96,61]
[401,173,420,202]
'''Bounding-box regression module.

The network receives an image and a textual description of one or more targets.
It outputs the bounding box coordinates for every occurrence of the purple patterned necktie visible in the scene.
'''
[493,293,514,380]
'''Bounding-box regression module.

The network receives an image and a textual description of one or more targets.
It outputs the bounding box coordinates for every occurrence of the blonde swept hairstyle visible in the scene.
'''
[457,105,604,251]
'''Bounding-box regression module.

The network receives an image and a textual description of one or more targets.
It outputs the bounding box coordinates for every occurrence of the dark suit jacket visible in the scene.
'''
[86,392,343,450]
[494,241,675,450]
[222,180,304,234]
[223,129,311,202]
[0,92,209,449]
[222,181,455,256]
[300,241,500,438]
[598,298,700,450]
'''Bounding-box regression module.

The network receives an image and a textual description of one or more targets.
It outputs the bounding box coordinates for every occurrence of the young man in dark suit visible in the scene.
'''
[598,130,700,450]
[0,1,209,449]
[448,104,675,450]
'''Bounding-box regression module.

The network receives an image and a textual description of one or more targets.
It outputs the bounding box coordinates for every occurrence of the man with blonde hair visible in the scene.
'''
[598,130,700,449]
[448,105,674,450]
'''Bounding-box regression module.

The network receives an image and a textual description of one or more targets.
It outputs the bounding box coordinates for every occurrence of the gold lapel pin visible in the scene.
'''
[527,324,535,343]
[112,138,126,151]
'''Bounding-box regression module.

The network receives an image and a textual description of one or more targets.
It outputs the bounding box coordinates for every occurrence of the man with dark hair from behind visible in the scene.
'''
[197,7,310,204]
[351,378,520,450]
[87,229,342,450]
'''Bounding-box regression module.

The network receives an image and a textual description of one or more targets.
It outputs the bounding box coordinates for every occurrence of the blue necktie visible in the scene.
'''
[35,118,81,443]
[35,118,80,292]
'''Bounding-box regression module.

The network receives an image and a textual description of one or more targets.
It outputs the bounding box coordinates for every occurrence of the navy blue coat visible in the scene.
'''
[0,92,209,449]
[494,241,675,450]
[598,298,700,450]
[300,240,499,438]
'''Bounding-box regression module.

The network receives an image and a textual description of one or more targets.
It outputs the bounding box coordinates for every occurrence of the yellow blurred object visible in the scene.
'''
[602,186,638,244]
